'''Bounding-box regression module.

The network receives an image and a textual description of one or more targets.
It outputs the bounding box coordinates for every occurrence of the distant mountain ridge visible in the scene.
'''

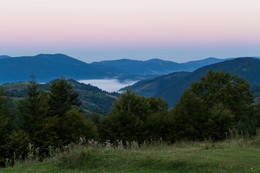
[0,54,120,84]
[0,53,228,84]
[91,57,225,75]
[0,55,10,59]
[124,57,260,107]
[121,71,191,97]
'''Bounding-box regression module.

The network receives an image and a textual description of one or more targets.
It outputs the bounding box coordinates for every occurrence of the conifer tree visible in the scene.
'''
[45,78,96,147]
[0,87,13,166]
[18,76,47,138]
[48,77,80,117]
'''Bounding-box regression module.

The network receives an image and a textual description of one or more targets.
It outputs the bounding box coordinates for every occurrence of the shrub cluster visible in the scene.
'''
[0,77,97,166]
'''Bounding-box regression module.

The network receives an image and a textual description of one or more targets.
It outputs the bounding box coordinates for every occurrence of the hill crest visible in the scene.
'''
[124,57,260,107]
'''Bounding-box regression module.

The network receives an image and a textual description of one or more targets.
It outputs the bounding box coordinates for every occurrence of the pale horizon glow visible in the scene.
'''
[1,0,260,62]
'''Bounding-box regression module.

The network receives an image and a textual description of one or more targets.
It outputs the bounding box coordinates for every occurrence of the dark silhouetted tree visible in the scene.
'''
[171,70,256,141]
[0,87,15,166]
[18,77,48,138]
[171,89,207,141]
[101,90,170,144]
[191,69,254,123]
[48,77,80,117]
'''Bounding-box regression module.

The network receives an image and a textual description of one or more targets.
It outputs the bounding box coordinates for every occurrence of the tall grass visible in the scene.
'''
[2,133,260,173]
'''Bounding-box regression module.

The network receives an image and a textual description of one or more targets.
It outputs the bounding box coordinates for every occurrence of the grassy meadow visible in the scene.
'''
[1,135,260,173]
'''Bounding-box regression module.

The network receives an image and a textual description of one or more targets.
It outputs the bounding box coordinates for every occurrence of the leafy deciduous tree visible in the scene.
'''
[101,90,170,143]
[191,69,254,123]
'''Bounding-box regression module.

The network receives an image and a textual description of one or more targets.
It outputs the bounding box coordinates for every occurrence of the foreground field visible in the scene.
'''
[1,138,260,173]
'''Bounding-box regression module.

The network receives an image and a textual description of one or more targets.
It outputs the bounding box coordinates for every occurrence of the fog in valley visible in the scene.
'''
[78,79,137,92]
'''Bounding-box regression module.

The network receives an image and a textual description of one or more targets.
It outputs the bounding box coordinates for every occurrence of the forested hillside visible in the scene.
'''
[252,85,260,103]
[121,71,190,97]
[125,58,260,107]
[2,79,119,114]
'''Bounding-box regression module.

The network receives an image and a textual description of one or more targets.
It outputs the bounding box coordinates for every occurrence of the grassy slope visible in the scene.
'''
[2,138,260,173]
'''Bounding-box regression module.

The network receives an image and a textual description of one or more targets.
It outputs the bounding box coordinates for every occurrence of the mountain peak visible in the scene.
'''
[146,58,175,63]
[0,55,11,59]
[35,53,71,58]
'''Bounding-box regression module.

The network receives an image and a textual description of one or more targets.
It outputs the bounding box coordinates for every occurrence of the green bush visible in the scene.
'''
[100,90,169,143]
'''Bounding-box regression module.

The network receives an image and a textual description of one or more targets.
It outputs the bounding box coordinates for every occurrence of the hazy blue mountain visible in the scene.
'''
[0,54,226,84]
[121,72,190,97]
[0,54,121,84]
[125,58,260,107]
[182,57,229,71]
[91,59,180,75]
[92,57,225,74]
[0,55,10,59]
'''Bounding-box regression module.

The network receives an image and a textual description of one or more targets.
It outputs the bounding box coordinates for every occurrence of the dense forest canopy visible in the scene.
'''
[0,70,260,166]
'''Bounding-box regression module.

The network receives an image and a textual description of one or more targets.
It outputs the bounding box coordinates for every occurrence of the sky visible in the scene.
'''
[0,0,260,62]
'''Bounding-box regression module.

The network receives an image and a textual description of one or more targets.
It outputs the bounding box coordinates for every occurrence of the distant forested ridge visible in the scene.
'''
[2,79,119,114]
[124,57,260,106]
[91,57,225,75]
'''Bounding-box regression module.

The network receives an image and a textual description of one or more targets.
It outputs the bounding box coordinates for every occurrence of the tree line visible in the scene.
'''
[1,70,260,166]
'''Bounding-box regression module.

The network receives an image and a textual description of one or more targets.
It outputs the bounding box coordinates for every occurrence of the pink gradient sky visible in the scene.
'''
[0,0,260,62]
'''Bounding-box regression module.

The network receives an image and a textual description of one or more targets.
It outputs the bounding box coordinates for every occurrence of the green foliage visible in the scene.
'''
[56,109,98,145]
[4,130,30,161]
[145,111,171,141]
[1,78,99,163]
[3,82,29,98]
[256,103,260,127]
[171,89,207,141]
[15,78,50,158]
[2,79,119,114]
[27,79,98,151]
[191,69,254,122]
[145,97,171,141]
[31,109,98,151]
[18,79,48,138]
[32,116,60,154]
[206,103,234,140]
[171,70,256,141]
[48,78,80,117]
[0,87,14,166]
[101,90,169,143]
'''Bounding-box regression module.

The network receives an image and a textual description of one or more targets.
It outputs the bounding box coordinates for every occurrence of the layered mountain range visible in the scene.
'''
[1,53,260,108]
[0,54,225,84]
